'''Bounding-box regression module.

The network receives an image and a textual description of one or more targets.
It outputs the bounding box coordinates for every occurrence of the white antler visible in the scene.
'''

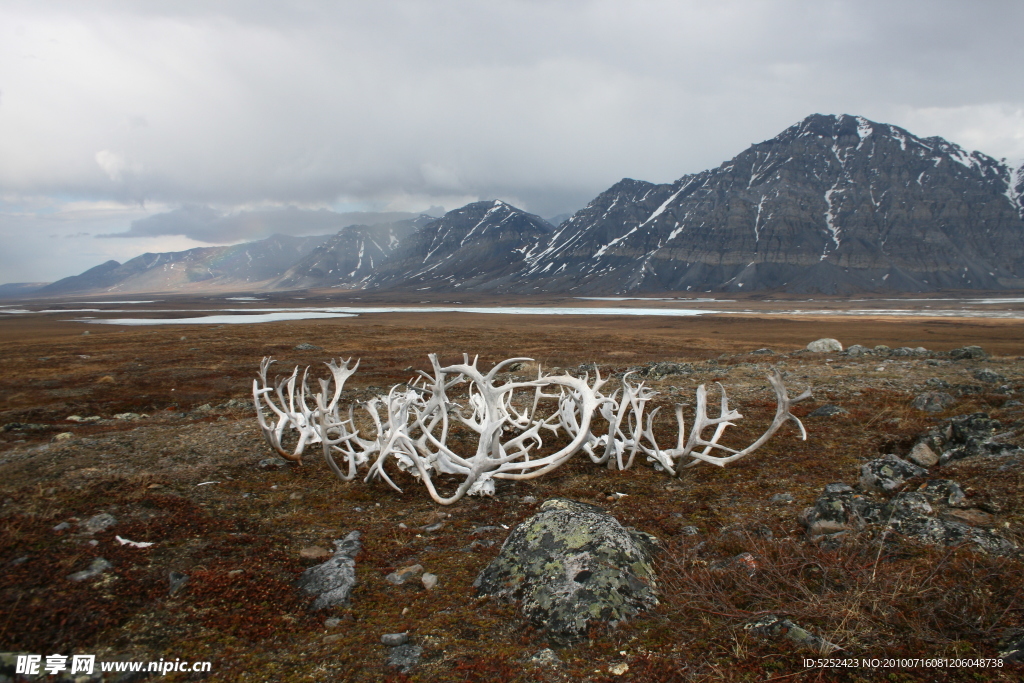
[253,356,810,503]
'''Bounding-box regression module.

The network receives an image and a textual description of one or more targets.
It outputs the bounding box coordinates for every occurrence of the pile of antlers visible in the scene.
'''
[254,354,811,505]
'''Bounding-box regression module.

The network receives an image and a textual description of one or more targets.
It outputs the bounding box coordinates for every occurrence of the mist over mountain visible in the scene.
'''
[8,115,1024,298]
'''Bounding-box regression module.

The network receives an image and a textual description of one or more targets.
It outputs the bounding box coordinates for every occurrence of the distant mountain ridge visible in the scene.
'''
[6,114,1024,298]
[34,233,333,296]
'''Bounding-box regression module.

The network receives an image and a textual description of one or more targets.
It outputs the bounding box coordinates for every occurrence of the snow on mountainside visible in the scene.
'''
[270,218,429,290]
[499,114,1024,294]
[365,200,553,291]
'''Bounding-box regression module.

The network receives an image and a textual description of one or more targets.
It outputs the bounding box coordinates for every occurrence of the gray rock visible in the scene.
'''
[873,345,891,354]
[807,338,842,353]
[798,487,888,537]
[911,391,955,412]
[925,378,951,388]
[845,344,872,357]
[257,457,289,470]
[886,493,1015,555]
[906,442,939,467]
[745,615,841,654]
[949,345,986,360]
[999,632,1024,662]
[974,369,1006,383]
[381,632,409,646]
[643,361,693,378]
[82,513,117,533]
[296,531,362,610]
[527,648,563,667]
[860,454,927,492]
[68,557,112,582]
[386,644,422,672]
[294,343,322,351]
[521,495,538,504]
[916,480,967,507]
[474,498,659,644]
[770,493,795,504]
[750,348,775,355]
[421,572,438,590]
[168,571,189,596]
[680,525,700,536]
[808,404,847,417]
[52,521,71,532]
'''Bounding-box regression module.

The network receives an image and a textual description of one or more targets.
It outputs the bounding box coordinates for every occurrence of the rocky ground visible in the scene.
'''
[2,315,1024,681]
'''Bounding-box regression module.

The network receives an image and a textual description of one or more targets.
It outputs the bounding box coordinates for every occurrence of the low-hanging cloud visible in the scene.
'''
[100,206,437,243]
[1,1,1023,282]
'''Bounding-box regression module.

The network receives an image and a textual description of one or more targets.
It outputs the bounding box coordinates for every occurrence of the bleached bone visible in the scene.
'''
[254,355,810,504]
[252,356,358,464]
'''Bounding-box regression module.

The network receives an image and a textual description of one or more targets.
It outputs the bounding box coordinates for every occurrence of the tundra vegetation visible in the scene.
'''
[1,308,1023,681]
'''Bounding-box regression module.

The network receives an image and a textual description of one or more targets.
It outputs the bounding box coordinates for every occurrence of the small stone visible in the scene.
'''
[808,404,846,417]
[52,432,74,442]
[874,345,891,354]
[113,412,143,420]
[386,564,424,585]
[912,391,955,412]
[746,615,841,654]
[823,483,853,494]
[294,343,322,351]
[53,521,71,532]
[381,632,409,646]
[609,662,630,675]
[770,493,795,504]
[907,442,939,467]
[680,525,700,536]
[96,375,115,383]
[290,492,303,500]
[325,617,342,628]
[528,648,562,668]
[257,457,288,470]
[421,522,444,532]
[521,495,538,504]
[68,557,112,582]
[421,572,438,590]
[168,571,189,596]
[386,644,422,672]
[750,347,775,355]
[807,338,842,353]
[300,546,331,560]
[227,569,244,578]
[82,512,117,533]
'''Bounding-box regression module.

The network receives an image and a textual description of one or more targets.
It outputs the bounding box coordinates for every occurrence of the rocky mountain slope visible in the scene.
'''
[502,114,1024,294]
[269,218,431,290]
[33,233,332,296]
[364,200,553,291]
[11,114,1024,297]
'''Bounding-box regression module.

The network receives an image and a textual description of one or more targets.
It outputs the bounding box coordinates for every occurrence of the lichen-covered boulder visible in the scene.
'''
[473,498,659,643]
[859,454,926,492]
[797,483,887,537]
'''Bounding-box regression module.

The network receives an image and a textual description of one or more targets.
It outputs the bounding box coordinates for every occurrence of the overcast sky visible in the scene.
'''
[2,0,1023,283]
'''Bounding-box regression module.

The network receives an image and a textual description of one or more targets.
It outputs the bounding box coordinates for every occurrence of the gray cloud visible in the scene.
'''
[101,206,438,242]
[1,0,1023,281]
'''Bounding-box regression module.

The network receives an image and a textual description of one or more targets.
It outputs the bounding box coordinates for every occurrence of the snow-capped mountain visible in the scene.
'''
[364,200,553,290]
[502,114,1024,294]
[270,217,430,290]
